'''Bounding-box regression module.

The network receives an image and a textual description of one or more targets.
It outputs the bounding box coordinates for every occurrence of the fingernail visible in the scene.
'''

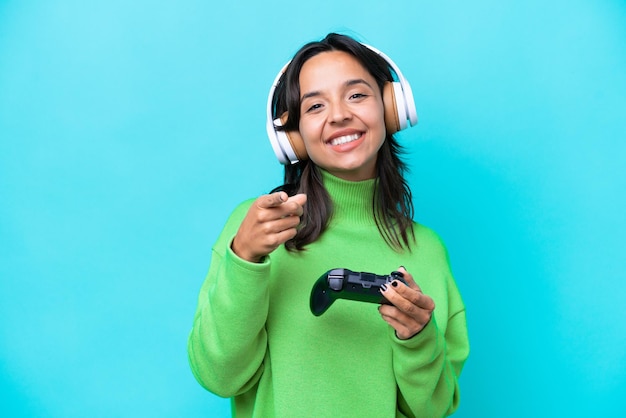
[391,281,398,288]
[399,266,406,271]
[380,284,388,292]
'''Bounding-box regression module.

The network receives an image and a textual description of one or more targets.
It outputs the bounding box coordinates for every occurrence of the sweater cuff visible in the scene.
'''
[226,236,271,272]
[389,314,443,357]
[217,237,272,302]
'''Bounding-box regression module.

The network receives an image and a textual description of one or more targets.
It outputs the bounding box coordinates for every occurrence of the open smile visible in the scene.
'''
[327,132,363,146]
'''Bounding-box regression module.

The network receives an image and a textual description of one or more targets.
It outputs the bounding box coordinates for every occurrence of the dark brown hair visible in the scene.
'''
[270,33,415,251]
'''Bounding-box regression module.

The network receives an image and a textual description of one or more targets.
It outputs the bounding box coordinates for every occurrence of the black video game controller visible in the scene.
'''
[310,268,406,316]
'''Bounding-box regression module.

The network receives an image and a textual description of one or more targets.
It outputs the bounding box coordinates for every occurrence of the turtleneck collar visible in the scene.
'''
[321,170,377,226]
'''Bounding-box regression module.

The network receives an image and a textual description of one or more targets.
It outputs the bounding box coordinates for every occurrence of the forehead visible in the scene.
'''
[299,50,373,91]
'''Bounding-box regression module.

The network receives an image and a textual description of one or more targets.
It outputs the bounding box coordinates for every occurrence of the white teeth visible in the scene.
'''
[329,133,360,146]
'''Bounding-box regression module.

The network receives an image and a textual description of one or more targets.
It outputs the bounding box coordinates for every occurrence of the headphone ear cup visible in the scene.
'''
[282,127,307,162]
[392,82,408,130]
[383,81,400,135]
[273,113,308,163]
[382,81,410,134]
[267,117,290,164]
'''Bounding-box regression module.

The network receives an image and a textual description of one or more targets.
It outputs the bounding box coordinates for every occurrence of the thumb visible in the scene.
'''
[397,266,420,291]
[288,193,307,206]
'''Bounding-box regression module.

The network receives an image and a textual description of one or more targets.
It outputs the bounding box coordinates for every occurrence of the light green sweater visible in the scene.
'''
[188,171,469,417]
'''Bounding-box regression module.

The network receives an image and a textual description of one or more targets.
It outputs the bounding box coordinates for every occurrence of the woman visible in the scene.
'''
[188,33,469,417]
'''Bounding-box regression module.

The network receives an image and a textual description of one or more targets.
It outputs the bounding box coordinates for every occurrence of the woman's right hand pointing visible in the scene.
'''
[231,192,307,263]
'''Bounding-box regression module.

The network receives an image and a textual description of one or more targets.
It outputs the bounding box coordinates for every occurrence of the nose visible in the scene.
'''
[328,100,352,124]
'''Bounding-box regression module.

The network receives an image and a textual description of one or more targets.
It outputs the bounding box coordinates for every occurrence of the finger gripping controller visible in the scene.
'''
[309,268,406,316]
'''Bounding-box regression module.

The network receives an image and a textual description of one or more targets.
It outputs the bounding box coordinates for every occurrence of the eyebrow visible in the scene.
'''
[300,78,374,101]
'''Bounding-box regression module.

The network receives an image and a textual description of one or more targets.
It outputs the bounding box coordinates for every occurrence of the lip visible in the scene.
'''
[325,129,364,144]
[324,129,366,153]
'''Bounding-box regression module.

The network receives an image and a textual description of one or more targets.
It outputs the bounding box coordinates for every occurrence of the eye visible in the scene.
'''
[349,93,368,100]
[304,103,323,113]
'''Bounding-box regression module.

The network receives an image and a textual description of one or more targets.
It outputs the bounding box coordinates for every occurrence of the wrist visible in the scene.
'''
[231,237,264,263]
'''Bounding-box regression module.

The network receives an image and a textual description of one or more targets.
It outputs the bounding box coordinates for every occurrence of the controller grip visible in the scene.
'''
[310,279,333,316]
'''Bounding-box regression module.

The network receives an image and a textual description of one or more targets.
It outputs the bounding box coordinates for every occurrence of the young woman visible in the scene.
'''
[188,33,469,417]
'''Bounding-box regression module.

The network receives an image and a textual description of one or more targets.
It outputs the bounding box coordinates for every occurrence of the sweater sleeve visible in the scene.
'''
[187,200,272,398]
[391,305,469,417]
[391,231,470,417]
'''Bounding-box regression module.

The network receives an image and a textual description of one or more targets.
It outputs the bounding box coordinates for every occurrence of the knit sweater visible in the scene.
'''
[188,171,469,417]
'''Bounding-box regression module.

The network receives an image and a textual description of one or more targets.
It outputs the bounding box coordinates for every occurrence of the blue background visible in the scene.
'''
[1,0,625,416]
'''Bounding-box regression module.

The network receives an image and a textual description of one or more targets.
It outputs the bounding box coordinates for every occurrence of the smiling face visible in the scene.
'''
[297,50,387,181]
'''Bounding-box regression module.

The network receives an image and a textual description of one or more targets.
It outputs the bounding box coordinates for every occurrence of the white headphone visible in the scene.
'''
[266,43,418,165]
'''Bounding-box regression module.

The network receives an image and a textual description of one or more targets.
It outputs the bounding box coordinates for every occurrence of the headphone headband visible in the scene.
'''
[267,42,417,165]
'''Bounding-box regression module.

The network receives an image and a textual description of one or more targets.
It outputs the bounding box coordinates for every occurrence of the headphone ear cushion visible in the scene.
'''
[392,82,408,131]
[383,81,410,134]
[274,113,308,163]
[383,81,400,135]
[284,129,307,161]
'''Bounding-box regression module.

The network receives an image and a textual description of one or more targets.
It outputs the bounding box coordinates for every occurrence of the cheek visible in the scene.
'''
[298,119,322,149]
[374,103,387,134]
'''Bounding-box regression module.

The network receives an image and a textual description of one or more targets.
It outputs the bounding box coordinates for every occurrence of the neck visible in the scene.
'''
[321,170,377,226]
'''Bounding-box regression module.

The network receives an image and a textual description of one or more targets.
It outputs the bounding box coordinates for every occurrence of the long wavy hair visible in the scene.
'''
[270,33,415,252]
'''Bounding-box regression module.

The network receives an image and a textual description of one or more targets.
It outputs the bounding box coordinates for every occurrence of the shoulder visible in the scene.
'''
[413,222,446,245]
[411,222,450,262]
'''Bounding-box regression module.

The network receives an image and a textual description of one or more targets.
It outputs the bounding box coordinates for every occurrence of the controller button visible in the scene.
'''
[329,278,343,291]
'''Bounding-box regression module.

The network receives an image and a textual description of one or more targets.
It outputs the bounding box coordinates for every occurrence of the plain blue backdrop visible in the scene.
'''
[1,0,625,416]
